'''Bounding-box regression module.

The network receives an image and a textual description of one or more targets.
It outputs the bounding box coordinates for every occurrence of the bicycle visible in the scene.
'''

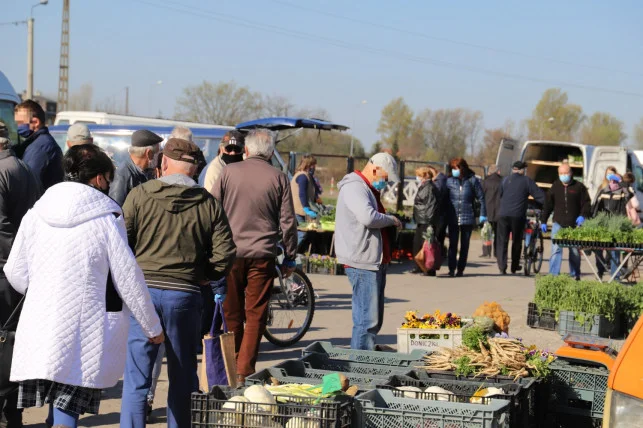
[263,249,315,347]
[523,209,545,276]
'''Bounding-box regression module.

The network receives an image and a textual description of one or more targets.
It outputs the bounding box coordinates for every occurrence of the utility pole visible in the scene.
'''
[125,86,129,115]
[26,17,34,99]
[57,0,70,112]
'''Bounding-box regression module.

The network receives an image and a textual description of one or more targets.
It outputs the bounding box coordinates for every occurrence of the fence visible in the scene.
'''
[282,151,488,211]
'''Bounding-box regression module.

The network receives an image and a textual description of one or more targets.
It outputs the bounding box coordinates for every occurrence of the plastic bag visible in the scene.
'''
[424,240,442,271]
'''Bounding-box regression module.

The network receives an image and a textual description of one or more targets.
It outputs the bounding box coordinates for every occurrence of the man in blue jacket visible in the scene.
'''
[13,100,63,190]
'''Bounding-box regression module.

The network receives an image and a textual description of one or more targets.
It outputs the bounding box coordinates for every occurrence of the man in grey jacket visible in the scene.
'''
[0,122,42,428]
[335,153,402,350]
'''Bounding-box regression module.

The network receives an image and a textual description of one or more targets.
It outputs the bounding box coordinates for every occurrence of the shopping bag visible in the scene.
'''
[199,300,237,391]
[0,297,23,397]
[414,248,428,273]
[424,240,442,271]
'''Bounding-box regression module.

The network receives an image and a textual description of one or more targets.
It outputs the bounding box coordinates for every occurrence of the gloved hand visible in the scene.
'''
[576,216,585,226]
[303,207,317,218]
[541,224,548,233]
[214,293,226,303]
[479,216,487,224]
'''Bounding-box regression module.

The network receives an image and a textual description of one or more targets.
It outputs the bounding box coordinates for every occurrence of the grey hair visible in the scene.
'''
[0,137,9,151]
[170,126,193,141]
[129,143,160,157]
[488,164,499,175]
[245,129,275,158]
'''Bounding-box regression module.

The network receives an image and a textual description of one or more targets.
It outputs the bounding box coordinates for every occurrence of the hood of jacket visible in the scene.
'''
[141,174,209,213]
[338,171,369,191]
[33,182,122,228]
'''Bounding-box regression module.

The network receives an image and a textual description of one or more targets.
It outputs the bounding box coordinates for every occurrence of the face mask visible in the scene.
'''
[452,169,461,178]
[416,176,423,183]
[559,174,571,184]
[221,153,244,164]
[309,167,316,176]
[372,178,387,191]
[17,123,33,138]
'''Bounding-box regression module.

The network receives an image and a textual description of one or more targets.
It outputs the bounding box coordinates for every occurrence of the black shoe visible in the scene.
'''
[146,398,153,423]
[455,271,464,277]
[427,271,436,277]
[500,269,507,275]
[511,266,523,274]
[448,271,455,277]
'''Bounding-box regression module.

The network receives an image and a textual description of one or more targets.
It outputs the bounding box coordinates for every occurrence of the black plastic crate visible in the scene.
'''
[558,310,621,338]
[383,374,530,428]
[410,369,537,390]
[301,341,427,367]
[191,385,352,427]
[548,360,609,420]
[527,302,558,331]
[298,353,412,377]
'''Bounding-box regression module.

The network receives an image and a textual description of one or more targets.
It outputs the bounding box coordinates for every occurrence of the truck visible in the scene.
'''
[54,110,228,129]
[0,71,20,143]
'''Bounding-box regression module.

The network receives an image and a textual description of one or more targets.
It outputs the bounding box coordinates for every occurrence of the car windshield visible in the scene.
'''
[0,100,17,143]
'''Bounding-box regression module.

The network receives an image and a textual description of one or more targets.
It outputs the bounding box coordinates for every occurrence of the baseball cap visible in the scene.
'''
[221,130,245,152]
[512,161,527,170]
[369,152,400,183]
[163,138,202,164]
[67,123,92,144]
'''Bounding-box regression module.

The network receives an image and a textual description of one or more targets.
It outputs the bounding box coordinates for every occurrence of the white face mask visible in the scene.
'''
[416,176,423,183]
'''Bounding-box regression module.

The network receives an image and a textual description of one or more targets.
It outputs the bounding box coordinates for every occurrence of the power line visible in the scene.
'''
[0,20,28,26]
[135,0,643,98]
[269,0,643,78]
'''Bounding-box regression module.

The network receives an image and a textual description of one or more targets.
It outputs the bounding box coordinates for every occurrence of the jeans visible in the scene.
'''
[121,288,202,428]
[549,223,581,278]
[346,265,387,350]
[46,403,79,427]
[497,216,525,272]
[595,250,621,278]
[448,224,474,274]
[147,343,165,403]
[296,214,308,251]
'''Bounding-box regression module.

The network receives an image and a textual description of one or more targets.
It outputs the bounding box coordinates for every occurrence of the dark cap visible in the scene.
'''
[221,130,245,148]
[512,161,527,170]
[131,129,163,147]
[0,121,8,139]
[164,138,202,164]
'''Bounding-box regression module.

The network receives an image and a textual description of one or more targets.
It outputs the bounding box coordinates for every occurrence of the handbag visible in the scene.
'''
[0,297,24,397]
[199,300,237,391]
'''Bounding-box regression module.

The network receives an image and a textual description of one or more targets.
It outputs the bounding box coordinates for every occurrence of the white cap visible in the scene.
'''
[369,152,400,183]
[67,123,93,145]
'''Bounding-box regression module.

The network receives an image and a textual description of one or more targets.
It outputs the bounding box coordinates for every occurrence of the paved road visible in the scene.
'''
[23,239,578,427]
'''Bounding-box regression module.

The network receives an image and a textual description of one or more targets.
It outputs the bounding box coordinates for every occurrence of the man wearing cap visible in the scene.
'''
[120,138,235,428]
[109,129,162,206]
[335,153,402,350]
[0,122,42,428]
[66,123,93,148]
[211,129,297,383]
[496,161,545,274]
[203,130,245,194]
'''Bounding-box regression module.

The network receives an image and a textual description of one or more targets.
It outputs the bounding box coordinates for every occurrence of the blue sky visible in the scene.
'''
[2,0,642,149]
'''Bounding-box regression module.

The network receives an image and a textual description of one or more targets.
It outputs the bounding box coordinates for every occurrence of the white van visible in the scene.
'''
[0,71,20,142]
[54,111,229,130]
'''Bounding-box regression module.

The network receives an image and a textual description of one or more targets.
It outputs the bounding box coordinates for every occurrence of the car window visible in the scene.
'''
[635,166,643,193]
[0,101,17,143]
[50,131,132,167]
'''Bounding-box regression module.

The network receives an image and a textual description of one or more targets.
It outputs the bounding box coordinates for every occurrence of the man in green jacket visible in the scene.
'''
[120,138,236,428]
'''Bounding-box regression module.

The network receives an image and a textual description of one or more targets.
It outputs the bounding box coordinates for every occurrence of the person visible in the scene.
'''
[335,153,402,350]
[540,163,591,280]
[428,165,448,260]
[212,129,298,382]
[412,167,439,276]
[592,171,634,279]
[446,158,486,277]
[0,123,42,428]
[291,155,319,249]
[13,99,63,190]
[109,129,162,205]
[169,125,193,141]
[481,165,503,258]
[120,138,235,428]
[203,130,246,193]
[4,145,163,428]
[496,162,545,275]
[622,172,641,225]
[66,123,93,147]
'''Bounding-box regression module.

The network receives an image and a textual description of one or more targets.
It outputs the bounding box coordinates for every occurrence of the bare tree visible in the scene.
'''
[94,96,125,114]
[68,83,93,111]
[634,118,643,150]
[580,112,626,146]
[262,94,295,117]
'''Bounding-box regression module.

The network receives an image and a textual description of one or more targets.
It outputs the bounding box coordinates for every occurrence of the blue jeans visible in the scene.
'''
[46,403,79,427]
[121,288,202,428]
[448,224,473,273]
[346,265,387,350]
[296,214,307,248]
[549,223,581,278]
[147,342,165,402]
[595,250,621,279]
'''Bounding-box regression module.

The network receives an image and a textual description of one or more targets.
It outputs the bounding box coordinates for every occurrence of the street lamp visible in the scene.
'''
[26,0,48,100]
[349,100,368,157]
[539,116,555,140]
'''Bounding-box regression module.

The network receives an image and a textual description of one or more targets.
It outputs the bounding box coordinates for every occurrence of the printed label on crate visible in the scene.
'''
[397,328,463,353]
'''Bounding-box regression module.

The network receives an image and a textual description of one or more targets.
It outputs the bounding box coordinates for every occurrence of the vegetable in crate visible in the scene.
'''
[401,310,461,329]
[473,302,510,333]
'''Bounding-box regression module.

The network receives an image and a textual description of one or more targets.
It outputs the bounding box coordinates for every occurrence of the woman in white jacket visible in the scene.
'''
[3,145,164,428]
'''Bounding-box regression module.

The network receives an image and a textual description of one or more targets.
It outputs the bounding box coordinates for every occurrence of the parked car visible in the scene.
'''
[0,70,20,143]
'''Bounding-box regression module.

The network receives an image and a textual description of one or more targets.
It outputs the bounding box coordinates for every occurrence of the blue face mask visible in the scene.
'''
[452,169,461,178]
[17,123,33,138]
[372,179,387,191]
[309,168,315,176]
[559,174,571,184]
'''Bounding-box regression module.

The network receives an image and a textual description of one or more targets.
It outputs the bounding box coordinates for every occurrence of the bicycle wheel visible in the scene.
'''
[263,267,315,347]
[533,231,545,274]
[523,242,533,276]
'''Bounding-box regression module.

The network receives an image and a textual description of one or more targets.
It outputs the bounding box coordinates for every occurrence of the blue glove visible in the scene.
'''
[303,207,317,218]
[541,224,548,233]
[479,216,487,224]
[214,293,226,303]
[282,259,296,269]
[576,216,585,226]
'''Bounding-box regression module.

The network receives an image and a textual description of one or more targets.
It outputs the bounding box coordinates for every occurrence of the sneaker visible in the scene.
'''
[448,271,455,277]
[455,271,464,277]
[500,269,507,275]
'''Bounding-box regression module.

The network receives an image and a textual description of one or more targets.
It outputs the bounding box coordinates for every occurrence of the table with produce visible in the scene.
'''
[553,213,643,282]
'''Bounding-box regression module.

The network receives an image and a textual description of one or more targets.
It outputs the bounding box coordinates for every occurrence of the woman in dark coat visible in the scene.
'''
[446,158,486,277]
[413,167,439,275]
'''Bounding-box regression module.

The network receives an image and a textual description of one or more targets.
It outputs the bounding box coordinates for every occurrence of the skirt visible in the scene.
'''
[17,379,101,415]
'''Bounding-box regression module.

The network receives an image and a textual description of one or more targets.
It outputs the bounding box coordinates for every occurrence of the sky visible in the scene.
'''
[2,0,642,149]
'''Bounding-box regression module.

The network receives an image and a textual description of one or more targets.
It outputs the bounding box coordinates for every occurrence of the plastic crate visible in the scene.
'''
[245,359,396,390]
[527,302,558,331]
[557,310,621,338]
[298,353,413,377]
[548,360,609,419]
[191,385,352,427]
[410,370,537,390]
[302,257,344,275]
[355,389,511,428]
[302,341,427,367]
[382,374,530,428]
[397,327,463,353]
